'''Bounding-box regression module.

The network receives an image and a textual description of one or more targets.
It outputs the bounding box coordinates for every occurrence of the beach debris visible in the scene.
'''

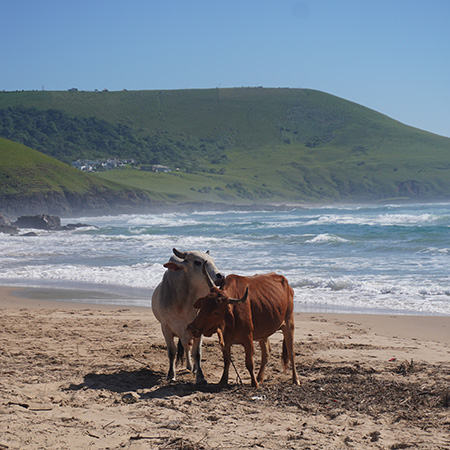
[84,430,100,439]
[395,359,415,375]
[130,435,208,449]
[121,392,139,403]
[369,431,381,442]
[164,420,182,430]
[6,401,29,409]
[250,395,266,401]
[130,434,162,441]
[440,391,450,408]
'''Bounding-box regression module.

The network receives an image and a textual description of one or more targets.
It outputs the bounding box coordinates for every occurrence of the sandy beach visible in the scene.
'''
[1,286,449,449]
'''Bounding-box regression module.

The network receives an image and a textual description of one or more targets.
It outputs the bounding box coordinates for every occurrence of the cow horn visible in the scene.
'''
[173,248,187,259]
[229,287,249,304]
[202,260,215,289]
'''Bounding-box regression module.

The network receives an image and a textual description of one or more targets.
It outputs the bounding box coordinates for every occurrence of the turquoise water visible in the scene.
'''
[1,203,449,315]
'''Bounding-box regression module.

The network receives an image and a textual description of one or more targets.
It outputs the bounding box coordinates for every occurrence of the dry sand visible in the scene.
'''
[1,286,449,449]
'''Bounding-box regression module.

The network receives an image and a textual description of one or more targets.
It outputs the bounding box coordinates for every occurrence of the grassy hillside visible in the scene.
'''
[0,137,160,216]
[1,88,450,203]
[0,137,122,196]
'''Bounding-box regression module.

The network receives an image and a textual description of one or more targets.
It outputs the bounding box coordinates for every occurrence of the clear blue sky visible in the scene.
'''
[2,0,449,137]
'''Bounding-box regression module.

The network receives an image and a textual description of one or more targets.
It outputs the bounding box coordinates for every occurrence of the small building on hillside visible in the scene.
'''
[140,165,172,173]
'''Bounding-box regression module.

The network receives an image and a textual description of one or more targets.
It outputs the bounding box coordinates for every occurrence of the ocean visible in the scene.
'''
[1,203,449,315]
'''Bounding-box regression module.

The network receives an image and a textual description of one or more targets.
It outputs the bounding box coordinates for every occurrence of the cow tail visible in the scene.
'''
[176,338,184,365]
[281,338,289,372]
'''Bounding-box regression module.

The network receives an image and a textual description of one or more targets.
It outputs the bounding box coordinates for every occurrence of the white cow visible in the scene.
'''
[152,248,224,384]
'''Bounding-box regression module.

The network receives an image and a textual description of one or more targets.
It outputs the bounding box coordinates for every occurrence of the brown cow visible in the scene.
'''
[188,264,300,388]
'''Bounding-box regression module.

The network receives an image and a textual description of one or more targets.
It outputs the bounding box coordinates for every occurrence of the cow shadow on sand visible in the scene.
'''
[66,368,227,399]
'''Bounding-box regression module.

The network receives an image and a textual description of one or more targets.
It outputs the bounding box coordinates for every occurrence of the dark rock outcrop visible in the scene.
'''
[0,213,18,234]
[13,215,94,231]
[21,231,38,237]
[0,213,12,227]
[1,211,95,234]
[59,223,95,230]
[15,214,61,230]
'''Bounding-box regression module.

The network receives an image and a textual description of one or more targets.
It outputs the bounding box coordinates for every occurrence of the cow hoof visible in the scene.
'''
[196,379,208,386]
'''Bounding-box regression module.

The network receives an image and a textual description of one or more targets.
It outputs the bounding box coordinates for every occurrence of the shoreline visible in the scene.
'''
[2,285,449,345]
[3,283,449,317]
[0,285,150,312]
[4,199,450,221]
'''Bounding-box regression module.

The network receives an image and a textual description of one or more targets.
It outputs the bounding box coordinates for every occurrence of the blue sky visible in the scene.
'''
[2,0,449,137]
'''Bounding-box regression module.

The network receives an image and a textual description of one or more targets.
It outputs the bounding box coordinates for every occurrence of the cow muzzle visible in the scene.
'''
[214,272,225,288]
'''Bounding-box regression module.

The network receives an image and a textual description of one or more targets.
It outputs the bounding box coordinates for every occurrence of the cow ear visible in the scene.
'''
[206,250,210,255]
[164,262,184,271]
[193,298,202,309]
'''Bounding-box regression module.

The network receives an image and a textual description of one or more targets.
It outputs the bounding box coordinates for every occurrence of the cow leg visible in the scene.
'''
[257,338,271,383]
[281,319,300,385]
[161,325,177,381]
[219,345,231,386]
[192,336,207,384]
[176,339,185,367]
[243,338,258,388]
[185,346,193,372]
[179,334,193,372]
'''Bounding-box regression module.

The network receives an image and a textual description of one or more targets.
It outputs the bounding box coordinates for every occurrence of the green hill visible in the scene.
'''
[0,137,157,217]
[1,87,450,204]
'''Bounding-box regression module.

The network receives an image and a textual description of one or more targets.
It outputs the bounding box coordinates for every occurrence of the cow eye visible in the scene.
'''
[194,260,202,267]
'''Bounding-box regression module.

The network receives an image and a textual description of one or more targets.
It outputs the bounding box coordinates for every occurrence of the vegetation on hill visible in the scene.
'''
[0,106,226,169]
[0,107,146,164]
[1,88,450,204]
[0,137,157,216]
[0,137,123,195]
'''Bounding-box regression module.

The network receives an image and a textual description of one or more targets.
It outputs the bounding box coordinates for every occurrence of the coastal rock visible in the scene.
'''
[0,213,18,234]
[0,213,12,227]
[0,189,157,218]
[5,214,94,232]
[15,214,61,230]
[0,225,17,235]
[0,213,11,226]
[59,223,96,231]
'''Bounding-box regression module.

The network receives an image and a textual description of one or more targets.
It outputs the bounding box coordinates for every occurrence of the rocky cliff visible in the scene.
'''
[0,189,158,219]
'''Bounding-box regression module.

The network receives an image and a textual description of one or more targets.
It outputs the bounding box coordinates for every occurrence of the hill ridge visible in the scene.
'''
[1,88,449,207]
